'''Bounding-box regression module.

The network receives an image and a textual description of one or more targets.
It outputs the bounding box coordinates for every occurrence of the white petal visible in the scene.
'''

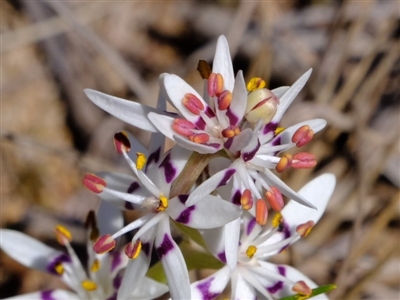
[212,35,234,92]
[227,71,247,126]
[190,266,231,300]
[155,217,190,299]
[84,89,159,132]
[272,69,312,123]
[231,271,257,300]
[130,277,169,300]
[4,290,79,300]
[228,128,254,153]
[271,86,290,99]
[200,227,226,261]
[224,218,240,271]
[0,230,65,274]
[187,168,236,206]
[173,134,222,154]
[148,112,176,141]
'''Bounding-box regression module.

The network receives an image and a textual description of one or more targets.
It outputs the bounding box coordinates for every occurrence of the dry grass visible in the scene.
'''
[1,0,399,299]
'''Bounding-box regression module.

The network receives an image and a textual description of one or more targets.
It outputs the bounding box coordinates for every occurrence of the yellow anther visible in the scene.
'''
[136,152,147,170]
[275,127,285,135]
[272,212,283,228]
[54,262,64,275]
[158,195,168,211]
[247,77,266,92]
[81,280,98,291]
[90,259,100,273]
[55,225,72,245]
[246,245,257,259]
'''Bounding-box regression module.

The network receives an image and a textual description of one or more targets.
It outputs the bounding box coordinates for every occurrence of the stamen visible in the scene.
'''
[90,259,100,272]
[217,90,232,110]
[296,221,315,238]
[255,199,268,225]
[240,189,253,210]
[93,234,116,254]
[272,212,283,228]
[265,187,284,212]
[247,77,266,92]
[292,125,314,148]
[183,93,204,115]
[246,245,257,259]
[221,126,241,138]
[292,281,312,297]
[136,152,147,170]
[274,127,285,135]
[55,225,72,246]
[81,280,98,291]
[172,118,196,137]
[208,73,224,97]
[197,60,211,79]
[125,240,142,259]
[275,154,293,173]
[54,262,64,275]
[157,195,169,211]
[189,133,210,144]
[114,132,131,153]
[292,152,317,169]
[83,174,107,194]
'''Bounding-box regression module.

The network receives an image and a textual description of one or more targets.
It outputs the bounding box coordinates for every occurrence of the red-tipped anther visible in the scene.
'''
[241,189,253,210]
[218,90,232,110]
[172,118,196,137]
[265,187,284,212]
[83,174,106,193]
[292,125,314,148]
[93,234,116,254]
[189,133,210,144]
[114,132,131,154]
[256,199,268,225]
[222,126,240,138]
[292,152,317,169]
[292,281,312,296]
[296,220,315,238]
[124,240,142,259]
[208,73,224,97]
[182,93,204,115]
[275,154,293,173]
[55,225,72,246]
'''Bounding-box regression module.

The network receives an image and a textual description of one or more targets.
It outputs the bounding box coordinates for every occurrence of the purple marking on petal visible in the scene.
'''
[217,251,226,264]
[242,140,261,162]
[272,136,281,146]
[111,251,122,272]
[46,254,71,275]
[125,181,140,210]
[113,273,123,289]
[197,277,220,300]
[195,117,206,130]
[159,153,177,184]
[217,169,236,187]
[246,217,257,236]
[278,221,292,253]
[224,137,233,150]
[41,290,55,300]
[231,190,241,206]
[175,206,196,224]
[205,142,221,149]
[178,194,189,204]
[156,234,174,258]
[107,294,117,300]
[205,106,216,118]
[146,147,161,171]
[226,108,239,126]
[141,241,151,256]
[267,266,286,294]
[263,122,278,135]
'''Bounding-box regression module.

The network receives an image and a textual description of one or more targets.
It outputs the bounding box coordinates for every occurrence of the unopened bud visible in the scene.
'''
[245,89,279,124]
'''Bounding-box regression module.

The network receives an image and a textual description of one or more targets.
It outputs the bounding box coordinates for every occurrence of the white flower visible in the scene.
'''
[0,202,168,300]
[190,174,336,300]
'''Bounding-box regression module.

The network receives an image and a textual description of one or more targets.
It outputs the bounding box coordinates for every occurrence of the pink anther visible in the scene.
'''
[217,90,232,110]
[182,93,205,115]
[83,174,106,194]
[296,220,315,238]
[291,125,314,147]
[256,199,268,225]
[124,240,142,259]
[265,187,284,212]
[292,281,312,296]
[188,133,210,144]
[240,189,253,210]
[93,234,116,254]
[208,73,224,97]
[172,118,196,137]
[292,152,317,169]
[275,154,293,173]
[114,132,131,154]
[222,126,240,138]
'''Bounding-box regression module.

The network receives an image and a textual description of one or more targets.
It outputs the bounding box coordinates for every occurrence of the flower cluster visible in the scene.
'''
[1,36,336,300]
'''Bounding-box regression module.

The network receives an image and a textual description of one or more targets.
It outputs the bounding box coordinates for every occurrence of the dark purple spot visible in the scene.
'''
[113,273,123,289]
[41,290,55,300]
[197,277,220,300]
[178,194,189,204]
[263,122,278,135]
[156,234,174,258]
[226,108,239,126]
[141,242,151,256]
[195,117,206,130]
[46,254,71,275]
[107,294,117,300]
[159,153,177,184]
[246,217,257,235]
[146,147,161,171]
[205,106,216,118]
[279,222,291,253]
[217,169,236,187]
[267,266,286,293]
[205,142,221,149]
[111,252,122,272]
[272,136,281,146]
[175,206,195,224]
[231,190,241,206]
[242,140,261,162]
[125,182,140,210]
[224,137,233,149]
[217,251,226,263]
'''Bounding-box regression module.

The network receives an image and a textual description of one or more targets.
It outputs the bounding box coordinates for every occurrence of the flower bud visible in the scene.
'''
[245,89,279,124]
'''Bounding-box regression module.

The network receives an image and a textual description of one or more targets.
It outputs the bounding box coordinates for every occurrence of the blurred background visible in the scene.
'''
[1,0,399,299]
